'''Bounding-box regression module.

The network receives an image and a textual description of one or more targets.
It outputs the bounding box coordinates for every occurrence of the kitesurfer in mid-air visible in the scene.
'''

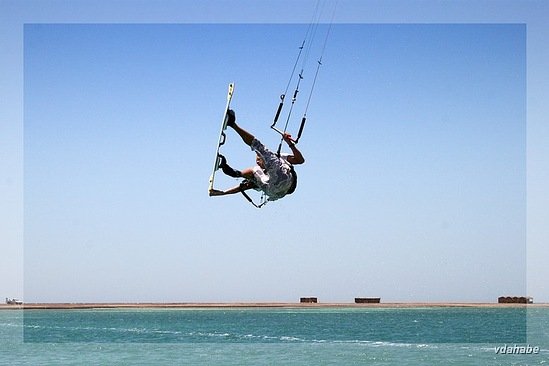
[209,109,305,201]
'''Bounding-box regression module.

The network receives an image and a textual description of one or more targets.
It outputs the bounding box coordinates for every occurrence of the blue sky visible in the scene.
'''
[2,0,548,303]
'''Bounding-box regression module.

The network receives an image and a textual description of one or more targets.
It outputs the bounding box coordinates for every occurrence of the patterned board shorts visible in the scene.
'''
[250,138,293,201]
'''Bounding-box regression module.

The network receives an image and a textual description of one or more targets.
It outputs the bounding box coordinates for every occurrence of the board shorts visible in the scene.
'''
[250,138,294,201]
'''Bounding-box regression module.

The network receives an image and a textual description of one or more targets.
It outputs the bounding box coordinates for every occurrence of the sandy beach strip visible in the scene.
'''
[1,302,548,310]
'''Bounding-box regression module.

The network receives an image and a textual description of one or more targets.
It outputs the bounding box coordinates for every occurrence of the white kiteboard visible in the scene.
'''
[208,83,235,194]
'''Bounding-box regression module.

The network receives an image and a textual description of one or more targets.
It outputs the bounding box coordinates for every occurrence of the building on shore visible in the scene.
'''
[355,297,381,304]
[498,296,533,304]
[5,298,23,305]
[300,297,318,303]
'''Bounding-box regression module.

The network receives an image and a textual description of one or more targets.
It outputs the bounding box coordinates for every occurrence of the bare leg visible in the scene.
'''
[209,179,256,196]
[240,167,255,180]
[227,110,255,146]
[218,154,255,180]
[230,122,255,146]
[209,185,242,196]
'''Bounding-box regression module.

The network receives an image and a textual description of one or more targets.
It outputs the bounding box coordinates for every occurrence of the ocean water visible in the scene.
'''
[1,307,548,365]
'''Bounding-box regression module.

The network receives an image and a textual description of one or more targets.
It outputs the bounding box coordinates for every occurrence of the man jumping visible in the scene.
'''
[208,109,305,202]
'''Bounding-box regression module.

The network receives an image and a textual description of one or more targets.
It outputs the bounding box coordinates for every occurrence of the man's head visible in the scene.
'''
[286,167,298,195]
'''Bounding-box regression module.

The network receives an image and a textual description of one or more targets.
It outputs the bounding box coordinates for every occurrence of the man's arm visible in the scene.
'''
[283,133,305,165]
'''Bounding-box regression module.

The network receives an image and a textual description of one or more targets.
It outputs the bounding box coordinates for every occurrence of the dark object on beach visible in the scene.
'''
[5,297,23,305]
[300,297,318,303]
[355,297,381,304]
[498,296,533,304]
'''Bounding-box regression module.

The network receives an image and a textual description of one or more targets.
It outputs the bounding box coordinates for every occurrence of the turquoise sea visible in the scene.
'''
[2,307,548,365]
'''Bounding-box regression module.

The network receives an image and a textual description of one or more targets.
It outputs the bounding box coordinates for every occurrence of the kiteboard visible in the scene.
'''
[208,83,235,194]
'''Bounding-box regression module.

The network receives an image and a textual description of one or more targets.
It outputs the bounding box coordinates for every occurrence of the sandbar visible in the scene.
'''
[1,302,547,310]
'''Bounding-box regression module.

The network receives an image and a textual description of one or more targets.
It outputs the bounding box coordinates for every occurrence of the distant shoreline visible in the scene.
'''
[1,302,548,310]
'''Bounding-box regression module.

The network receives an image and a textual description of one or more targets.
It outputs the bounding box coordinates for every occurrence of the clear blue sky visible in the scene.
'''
[2,0,548,303]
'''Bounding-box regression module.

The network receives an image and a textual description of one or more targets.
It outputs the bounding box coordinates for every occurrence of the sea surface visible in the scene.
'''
[1,306,548,365]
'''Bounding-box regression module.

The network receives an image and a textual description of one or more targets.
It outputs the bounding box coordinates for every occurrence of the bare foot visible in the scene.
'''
[209,189,224,197]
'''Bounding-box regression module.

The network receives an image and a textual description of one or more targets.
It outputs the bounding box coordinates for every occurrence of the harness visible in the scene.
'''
[239,162,297,209]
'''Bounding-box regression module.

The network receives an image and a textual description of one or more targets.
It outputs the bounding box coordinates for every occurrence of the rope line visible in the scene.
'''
[302,0,337,118]
[273,0,337,151]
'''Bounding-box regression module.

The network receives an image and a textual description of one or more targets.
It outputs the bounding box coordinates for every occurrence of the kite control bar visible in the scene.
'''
[271,115,306,144]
